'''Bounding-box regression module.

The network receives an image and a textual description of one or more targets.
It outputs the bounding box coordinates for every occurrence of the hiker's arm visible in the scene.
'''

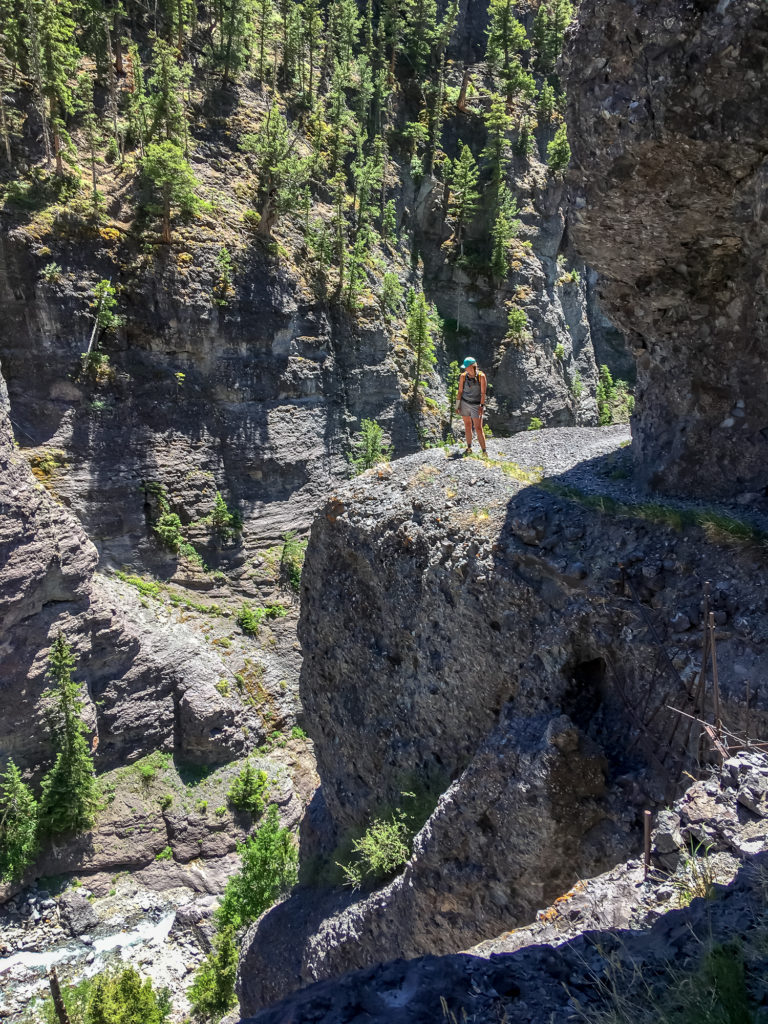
[480,375,486,410]
[456,373,465,408]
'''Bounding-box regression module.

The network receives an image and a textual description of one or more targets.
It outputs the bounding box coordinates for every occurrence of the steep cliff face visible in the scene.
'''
[242,755,768,1024]
[238,436,768,1013]
[0,356,254,776]
[564,0,768,498]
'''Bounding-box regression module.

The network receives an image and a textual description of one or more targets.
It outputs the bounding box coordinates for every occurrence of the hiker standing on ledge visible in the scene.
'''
[456,357,487,456]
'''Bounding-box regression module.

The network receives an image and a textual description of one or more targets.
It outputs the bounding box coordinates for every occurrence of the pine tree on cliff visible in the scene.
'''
[408,291,436,408]
[448,142,480,254]
[38,633,100,837]
[241,100,307,239]
[28,0,78,174]
[486,0,530,100]
[141,140,199,243]
[547,123,570,174]
[0,759,39,881]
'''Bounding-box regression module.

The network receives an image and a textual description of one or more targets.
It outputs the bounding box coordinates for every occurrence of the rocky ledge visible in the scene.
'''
[241,752,768,1024]
[237,433,768,1013]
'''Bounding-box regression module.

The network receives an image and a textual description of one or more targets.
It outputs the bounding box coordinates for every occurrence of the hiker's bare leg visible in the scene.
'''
[472,416,486,452]
[462,416,473,448]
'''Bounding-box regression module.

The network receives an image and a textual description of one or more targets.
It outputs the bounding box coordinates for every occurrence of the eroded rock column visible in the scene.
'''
[564,0,768,498]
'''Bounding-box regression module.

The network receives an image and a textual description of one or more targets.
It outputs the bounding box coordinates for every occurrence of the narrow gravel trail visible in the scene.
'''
[479,424,768,535]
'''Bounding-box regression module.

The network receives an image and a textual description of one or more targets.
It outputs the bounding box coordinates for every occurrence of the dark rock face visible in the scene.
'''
[564,0,768,497]
[238,443,768,1013]
[241,759,768,1024]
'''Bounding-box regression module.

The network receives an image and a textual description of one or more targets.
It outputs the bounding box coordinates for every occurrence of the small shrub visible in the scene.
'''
[554,342,565,360]
[139,763,156,788]
[528,417,543,431]
[215,679,231,697]
[348,419,392,476]
[40,262,63,283]
[237,603,265,636]
[160,794,173,810]
[340,810,412,891]
[155,845,173,861]
[215,805,227,817]
[507,306,528,337]
[196,799,208,814]
[291,726,307,740]
[227,762,268,817]
[280,531,307,592]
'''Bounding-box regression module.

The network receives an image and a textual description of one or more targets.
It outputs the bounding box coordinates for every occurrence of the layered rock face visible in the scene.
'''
[564,0,768,497]
[238,441,768,1013]
[0,358,249,775]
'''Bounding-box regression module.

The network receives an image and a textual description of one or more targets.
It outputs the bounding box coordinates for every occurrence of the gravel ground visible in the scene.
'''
[486,424,631,479]
[478,425,768,534]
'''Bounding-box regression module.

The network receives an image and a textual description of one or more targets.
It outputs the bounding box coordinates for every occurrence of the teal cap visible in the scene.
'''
[461,357,477,369]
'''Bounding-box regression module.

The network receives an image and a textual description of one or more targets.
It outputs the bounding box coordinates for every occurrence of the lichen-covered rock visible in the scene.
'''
[564,0,768,497]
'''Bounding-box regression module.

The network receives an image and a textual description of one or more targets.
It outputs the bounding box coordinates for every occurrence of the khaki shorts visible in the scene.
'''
[459,400,482,418]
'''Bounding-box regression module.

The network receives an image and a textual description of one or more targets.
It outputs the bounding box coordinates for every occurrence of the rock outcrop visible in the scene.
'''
[564,0,768,498]
[238,437,768,1013]
[240,754,768,1024]
[0,359,248,775]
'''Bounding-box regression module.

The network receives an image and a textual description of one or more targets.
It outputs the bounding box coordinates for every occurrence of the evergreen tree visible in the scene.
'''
[331,0,361,68]
[448,142,479,253]
[482,93,512,199]
[217,0,255,86]
[253,0,277,81]
[407,291,436,407]
[126,40,149,154]
[485,0,530,99]
[303,0,323,105]
[514,113,536,158]
[86,967,171,1024]
[382,198,397,242]
[404,0,435,75]
[382,0,410,81]
[141,140,199,243]
[532,0,573,74]
[147,36,189,147]
[0,760,38,882]
[188,928,239,1020]
[216,803,298,930]
[490,185,520,279]
[547,122,570,173]
[29,0,78,173]
[241,100,307,239]
[158,0,195,51]
[537,80,556,122]
[349,419,392,474]
[38,633,100,837]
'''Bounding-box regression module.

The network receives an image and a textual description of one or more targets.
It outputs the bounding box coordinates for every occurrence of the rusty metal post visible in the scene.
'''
[745,680,751,747]
[643,809,652,880]
[709,612,722,750]
[48,968,71,1024]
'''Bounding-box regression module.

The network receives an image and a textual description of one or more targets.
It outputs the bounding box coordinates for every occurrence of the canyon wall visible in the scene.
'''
[564,0,768,498]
